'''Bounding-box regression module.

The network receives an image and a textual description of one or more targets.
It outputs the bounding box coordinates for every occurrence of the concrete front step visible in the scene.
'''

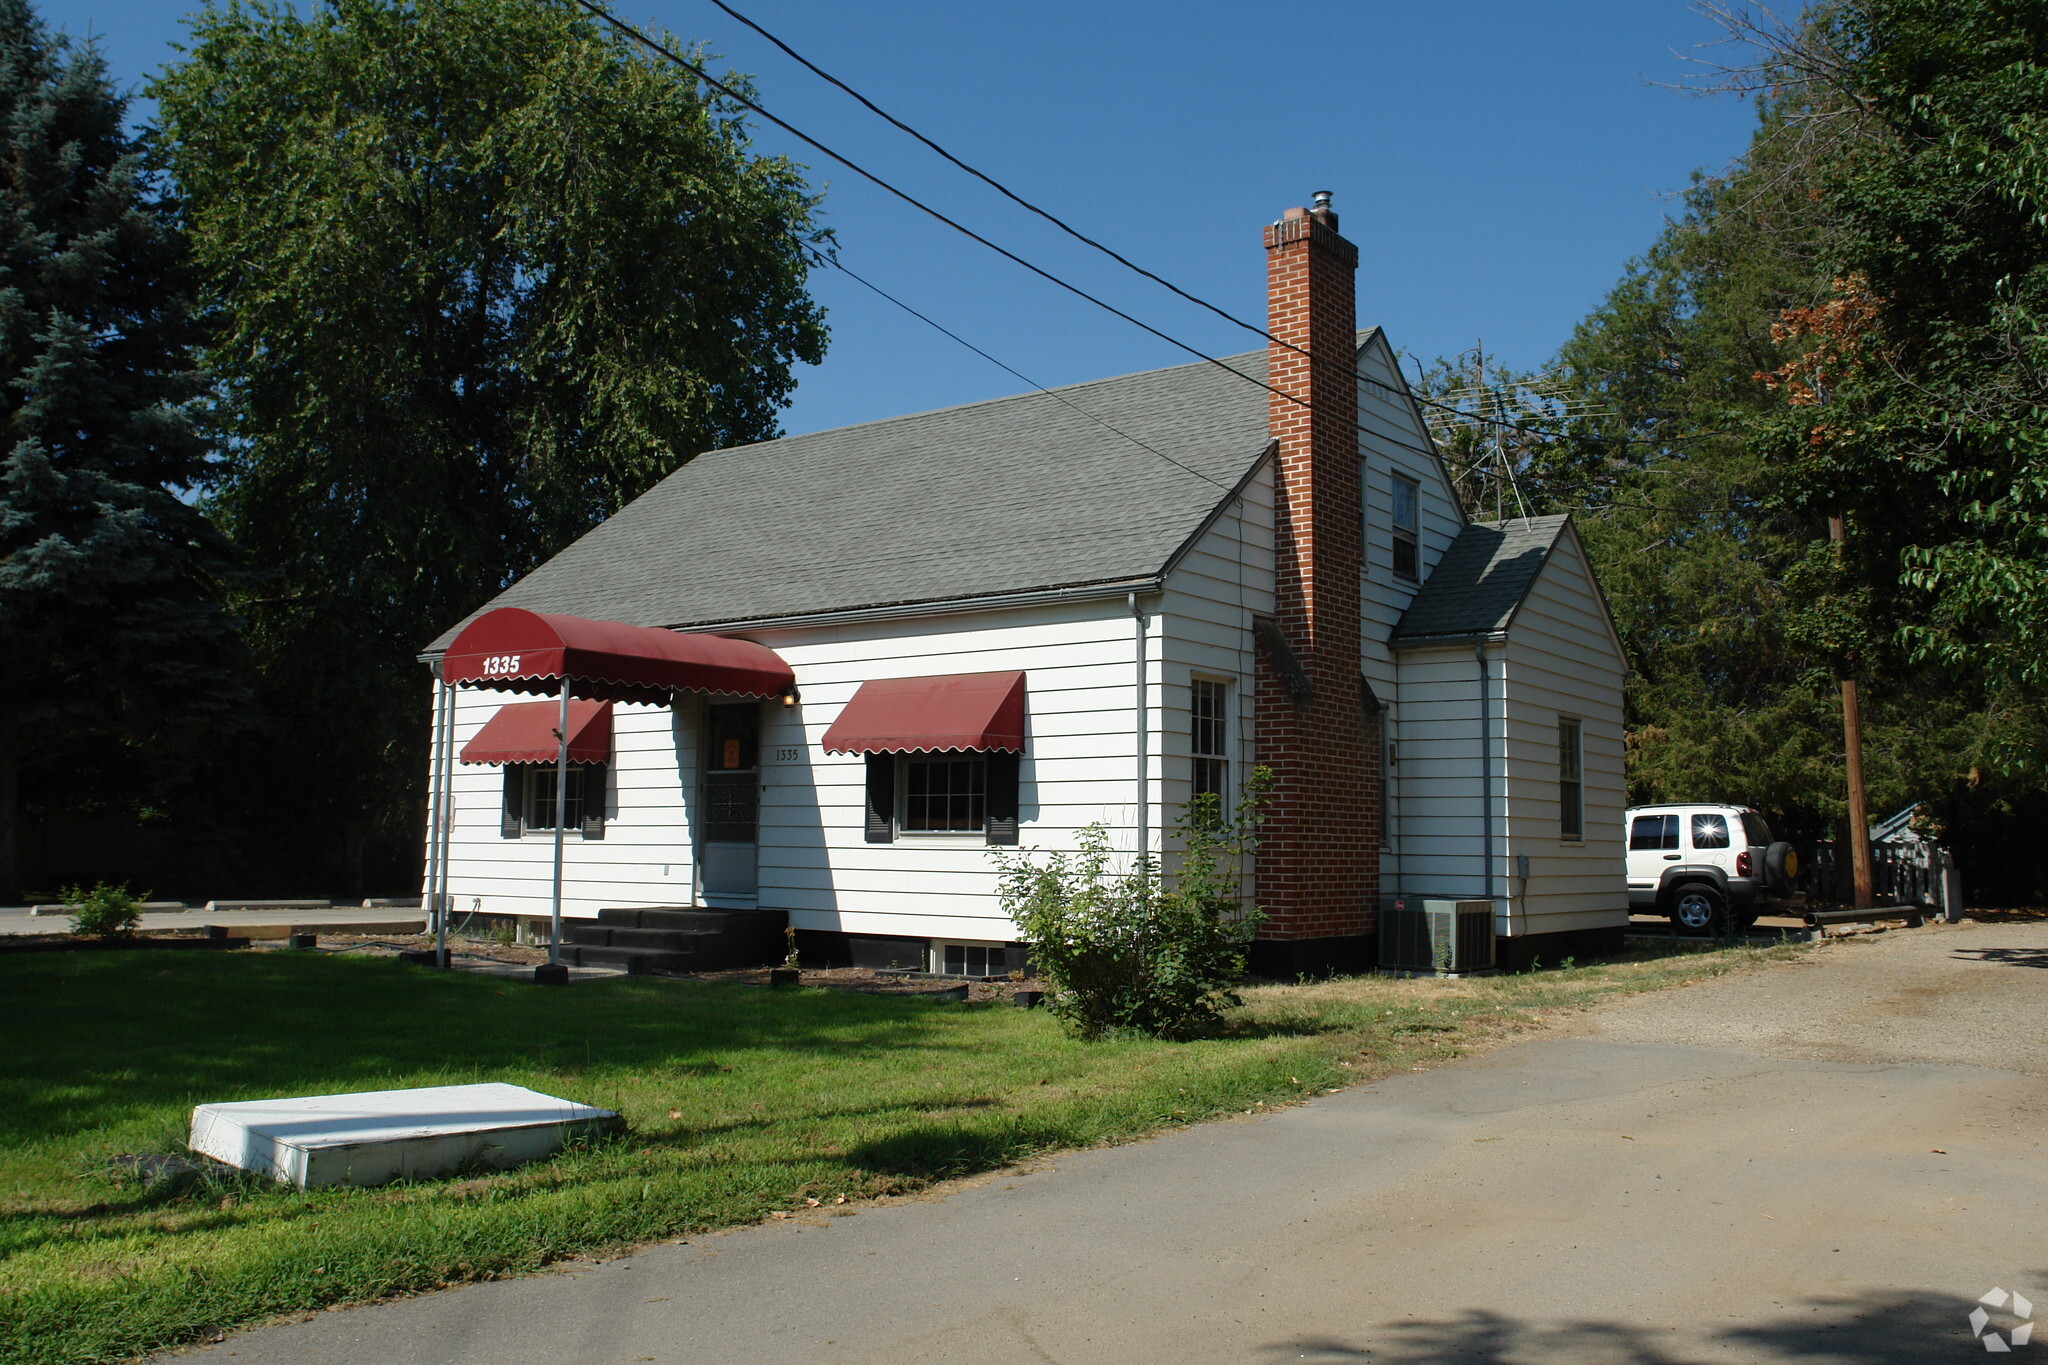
[561,925,710,952]
[559,944,697,974]
[598,907,783,934]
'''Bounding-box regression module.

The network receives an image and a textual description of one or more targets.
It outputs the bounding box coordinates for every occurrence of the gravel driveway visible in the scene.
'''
[174,917,2048,1364]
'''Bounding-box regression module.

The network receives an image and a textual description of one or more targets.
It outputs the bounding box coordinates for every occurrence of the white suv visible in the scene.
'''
[1625,803,1801,934]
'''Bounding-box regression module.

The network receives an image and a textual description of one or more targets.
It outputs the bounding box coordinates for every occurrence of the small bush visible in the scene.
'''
[994,768,1270,1040]
[64,881,145,938]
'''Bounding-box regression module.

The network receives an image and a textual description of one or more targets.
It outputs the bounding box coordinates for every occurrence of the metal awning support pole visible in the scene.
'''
[430,677,448,964]
[434,677,456,967]
[550,677,570,966]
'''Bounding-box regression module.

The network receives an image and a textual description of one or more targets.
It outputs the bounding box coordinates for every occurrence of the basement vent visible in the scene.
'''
[1379,899,1495,976]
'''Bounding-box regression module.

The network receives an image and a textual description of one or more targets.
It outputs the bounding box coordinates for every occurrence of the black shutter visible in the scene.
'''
[500,767,523,839]
[985,751,1020,845]
[580,762,608,840]
[864,753,895,843]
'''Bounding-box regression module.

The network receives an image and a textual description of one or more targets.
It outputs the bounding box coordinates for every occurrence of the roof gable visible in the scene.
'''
[1391,514,1570,644]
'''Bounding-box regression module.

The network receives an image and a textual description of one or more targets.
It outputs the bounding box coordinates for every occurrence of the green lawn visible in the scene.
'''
[0,941,1801,1364]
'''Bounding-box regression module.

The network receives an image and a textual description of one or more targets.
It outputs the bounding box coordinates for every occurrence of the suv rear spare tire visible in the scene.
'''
[1668,882,1731,936]
[1764,841,1799,896]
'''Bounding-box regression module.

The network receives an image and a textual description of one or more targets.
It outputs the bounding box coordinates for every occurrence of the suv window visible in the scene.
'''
[1741,812,1774,845]
[1629,814,1678,851]
[1690,813,1729,849]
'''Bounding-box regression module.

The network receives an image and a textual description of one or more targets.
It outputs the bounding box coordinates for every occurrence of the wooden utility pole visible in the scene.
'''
[1830,515,1876,909]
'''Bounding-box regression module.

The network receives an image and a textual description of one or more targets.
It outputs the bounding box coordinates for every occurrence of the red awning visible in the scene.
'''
[459,699,613,766]
[441,607,793,704]
[821,671,1026,755]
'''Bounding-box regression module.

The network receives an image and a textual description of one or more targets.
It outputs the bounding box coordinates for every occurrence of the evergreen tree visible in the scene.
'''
[0,0,238,903]
[152,0,829,890]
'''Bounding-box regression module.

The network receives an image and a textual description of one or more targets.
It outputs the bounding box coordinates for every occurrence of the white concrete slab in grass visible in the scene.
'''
[189,1082,622,1189]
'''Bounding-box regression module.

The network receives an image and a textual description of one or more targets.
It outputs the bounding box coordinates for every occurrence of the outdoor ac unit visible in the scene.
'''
[1379,898,1496,976]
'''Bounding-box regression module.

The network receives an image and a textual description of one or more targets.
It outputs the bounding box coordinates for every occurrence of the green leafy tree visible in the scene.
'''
[1548,5,2048,896]
[0,0,239,903]
[152,0,828,888]
[1741,1,2048,718]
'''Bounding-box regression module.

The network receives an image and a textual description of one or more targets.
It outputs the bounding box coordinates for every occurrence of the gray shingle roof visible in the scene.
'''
[1391,515,1569,644]
[428,346,1298,650]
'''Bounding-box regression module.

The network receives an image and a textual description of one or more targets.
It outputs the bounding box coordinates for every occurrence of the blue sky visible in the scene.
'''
[51,1,1757,438]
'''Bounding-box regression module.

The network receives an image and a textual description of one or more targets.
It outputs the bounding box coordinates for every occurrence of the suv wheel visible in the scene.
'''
[1668,882,1730,936]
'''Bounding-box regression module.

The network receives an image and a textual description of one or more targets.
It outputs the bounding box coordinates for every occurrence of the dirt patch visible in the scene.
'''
[302,933,1036,1000]
[673,963,1038,1003]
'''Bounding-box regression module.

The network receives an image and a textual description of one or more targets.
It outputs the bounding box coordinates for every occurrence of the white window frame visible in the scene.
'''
[897,752,988,837]
[1558,716,1584,842]
[519,764,596,836]
[1391,472,1421,581]
[1190,676,1232,811]
[931,939,1014,978]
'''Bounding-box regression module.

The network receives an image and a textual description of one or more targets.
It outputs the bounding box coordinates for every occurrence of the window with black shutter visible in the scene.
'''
[500,765,606,839]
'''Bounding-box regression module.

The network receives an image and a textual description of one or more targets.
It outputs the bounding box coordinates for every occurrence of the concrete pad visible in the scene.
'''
[188,1083,622,1189]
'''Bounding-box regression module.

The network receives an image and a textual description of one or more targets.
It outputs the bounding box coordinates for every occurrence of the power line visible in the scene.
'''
[687,0,1691,459]
[798,240,1236,494]
[573,0,1695,509]
[566,0,1320,421]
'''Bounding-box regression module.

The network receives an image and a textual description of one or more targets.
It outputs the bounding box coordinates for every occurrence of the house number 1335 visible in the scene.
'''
[479,654,522,675]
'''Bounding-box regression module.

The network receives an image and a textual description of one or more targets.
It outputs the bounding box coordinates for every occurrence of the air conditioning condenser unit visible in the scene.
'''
[1379,898,1496,976]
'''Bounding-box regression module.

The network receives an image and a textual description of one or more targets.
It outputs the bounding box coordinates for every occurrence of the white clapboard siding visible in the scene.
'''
[1389,645,1488,902]
[426,597,1156,941]
[1499,526,1628,933]
[1356,332,1464,700]
[1157,461,1273,828]
[436,694,700,921]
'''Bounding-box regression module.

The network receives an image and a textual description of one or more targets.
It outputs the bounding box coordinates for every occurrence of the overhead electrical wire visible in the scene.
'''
[796,239,1238,494]
[681,0,1689,460]
[565,0,1324,424]
[570,0,1681,509]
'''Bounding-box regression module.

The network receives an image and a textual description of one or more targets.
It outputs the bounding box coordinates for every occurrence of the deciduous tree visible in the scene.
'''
[152,0,829,888]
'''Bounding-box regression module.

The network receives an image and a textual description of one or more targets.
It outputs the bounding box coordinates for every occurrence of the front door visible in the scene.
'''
[700,703,760,902]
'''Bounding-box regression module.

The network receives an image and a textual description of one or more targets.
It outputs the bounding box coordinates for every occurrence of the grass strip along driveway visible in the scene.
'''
[0,942,1800,1364]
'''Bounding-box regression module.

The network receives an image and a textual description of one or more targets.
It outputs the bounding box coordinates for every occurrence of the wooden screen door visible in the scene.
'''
[700,703,760,902]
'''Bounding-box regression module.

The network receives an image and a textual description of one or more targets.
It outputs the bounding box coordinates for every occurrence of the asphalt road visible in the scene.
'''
[178,918,2047,1365]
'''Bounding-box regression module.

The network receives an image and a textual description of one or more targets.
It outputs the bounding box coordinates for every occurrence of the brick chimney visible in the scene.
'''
[1252,192,1379,975]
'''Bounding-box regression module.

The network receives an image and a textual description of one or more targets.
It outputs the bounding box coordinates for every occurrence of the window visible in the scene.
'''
[1629,813,1678,851]
[937,942,1011,978]
[902,756,986,833]
[1740,812,1774,846]
[865,750,1018,845]
[502,763,606,839]
[1391,473,1420,580]
[1691,813,1730,849]
[1558,718,1583,840]
[1191,678,1230,805]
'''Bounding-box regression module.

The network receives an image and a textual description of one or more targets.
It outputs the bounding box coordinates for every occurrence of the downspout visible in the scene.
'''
[1130,592,1148,863]
[1474,643,1493,910]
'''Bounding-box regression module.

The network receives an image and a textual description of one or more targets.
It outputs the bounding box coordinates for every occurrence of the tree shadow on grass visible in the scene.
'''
[1255,1284,2034,1362]
[0,951,1014,1145]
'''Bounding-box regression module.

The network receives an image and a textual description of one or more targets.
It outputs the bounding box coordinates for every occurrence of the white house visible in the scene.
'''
[419,195,1628,976]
